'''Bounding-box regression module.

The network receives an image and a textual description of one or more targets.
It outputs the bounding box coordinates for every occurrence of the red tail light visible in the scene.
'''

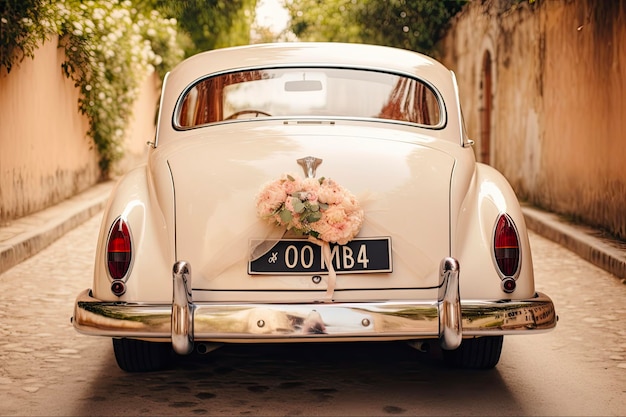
[107,217,132,280]
[493,214,520,277]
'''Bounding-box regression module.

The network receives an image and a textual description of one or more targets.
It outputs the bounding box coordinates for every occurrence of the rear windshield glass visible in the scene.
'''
[175,67,443,128]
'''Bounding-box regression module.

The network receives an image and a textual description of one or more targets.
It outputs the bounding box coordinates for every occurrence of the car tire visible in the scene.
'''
[442,336,503,369]
[112,338,172,372]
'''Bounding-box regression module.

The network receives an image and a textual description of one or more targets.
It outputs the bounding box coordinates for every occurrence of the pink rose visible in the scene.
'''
[257,174,363,244]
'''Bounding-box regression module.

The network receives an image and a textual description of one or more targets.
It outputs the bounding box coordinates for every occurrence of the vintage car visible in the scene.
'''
[72,42,557,372]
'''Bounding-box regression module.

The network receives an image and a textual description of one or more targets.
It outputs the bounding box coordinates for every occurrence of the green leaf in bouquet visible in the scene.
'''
[309,203,319,212]
[319,203,329,211]
[307,211,322,223]
[279,209,293,223]
[292,198,306,213]
[287,174,295,182]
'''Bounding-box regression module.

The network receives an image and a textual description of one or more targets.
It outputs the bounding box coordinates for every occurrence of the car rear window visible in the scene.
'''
[175,67,443,128]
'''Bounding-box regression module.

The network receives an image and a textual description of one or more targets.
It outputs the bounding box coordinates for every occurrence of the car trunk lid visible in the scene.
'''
[165,123,455,298]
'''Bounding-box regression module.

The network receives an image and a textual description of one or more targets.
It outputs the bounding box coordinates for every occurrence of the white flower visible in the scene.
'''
[93,8,105,20]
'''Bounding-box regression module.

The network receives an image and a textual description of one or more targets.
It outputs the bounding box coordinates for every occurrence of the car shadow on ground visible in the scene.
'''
[73,341,521,416]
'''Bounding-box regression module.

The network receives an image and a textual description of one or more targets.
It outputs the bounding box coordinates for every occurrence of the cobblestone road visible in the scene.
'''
[0,214,624,416]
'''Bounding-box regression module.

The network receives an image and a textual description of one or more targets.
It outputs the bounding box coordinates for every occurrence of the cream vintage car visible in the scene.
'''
[72,42,557,372]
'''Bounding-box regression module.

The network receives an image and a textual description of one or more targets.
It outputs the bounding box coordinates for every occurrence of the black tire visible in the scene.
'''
[442,336,503,369]
[112,338,172,372]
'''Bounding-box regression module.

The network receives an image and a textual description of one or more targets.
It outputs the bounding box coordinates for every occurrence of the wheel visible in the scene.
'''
[442,336,503,369]
[112,338,172,372]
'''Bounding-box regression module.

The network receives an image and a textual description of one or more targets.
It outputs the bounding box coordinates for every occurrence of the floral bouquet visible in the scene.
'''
[256,174,364,245]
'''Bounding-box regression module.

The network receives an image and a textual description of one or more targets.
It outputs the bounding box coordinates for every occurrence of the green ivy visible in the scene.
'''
[0,0,60,72]
[1,0,183,177]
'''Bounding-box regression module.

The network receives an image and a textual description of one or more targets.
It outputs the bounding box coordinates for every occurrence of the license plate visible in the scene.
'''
[248,238,392,275]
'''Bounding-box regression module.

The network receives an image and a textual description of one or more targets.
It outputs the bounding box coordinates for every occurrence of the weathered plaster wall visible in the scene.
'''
[0,37,99,223]
[0,36,159,224]
[440,0,626,240]
[116,69,159,175]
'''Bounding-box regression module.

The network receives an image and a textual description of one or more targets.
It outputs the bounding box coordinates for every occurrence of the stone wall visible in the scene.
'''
[0,36,159,224]
[439,0,626,240]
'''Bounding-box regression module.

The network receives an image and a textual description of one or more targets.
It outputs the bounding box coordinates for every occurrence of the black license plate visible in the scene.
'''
[248,238,392,275]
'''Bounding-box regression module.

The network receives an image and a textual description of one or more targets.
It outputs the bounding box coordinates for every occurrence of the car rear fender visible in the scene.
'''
[92,165,175,302]
[452,163,535,300]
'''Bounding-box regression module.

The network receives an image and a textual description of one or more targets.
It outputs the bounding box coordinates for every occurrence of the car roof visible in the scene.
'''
[169,42,449,79]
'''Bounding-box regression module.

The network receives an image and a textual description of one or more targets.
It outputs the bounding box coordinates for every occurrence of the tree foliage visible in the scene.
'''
[285,0,467,55]
[0,0,57,72]
[132,0,258,57]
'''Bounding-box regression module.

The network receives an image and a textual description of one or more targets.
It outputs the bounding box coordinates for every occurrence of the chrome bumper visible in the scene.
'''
[72,258,557,355]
